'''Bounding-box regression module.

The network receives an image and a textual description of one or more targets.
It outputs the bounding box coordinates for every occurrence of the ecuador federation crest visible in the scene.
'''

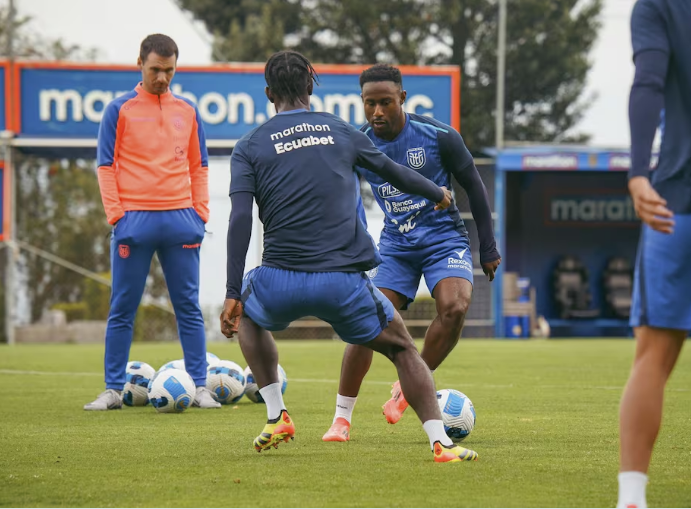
[406,147,426,169]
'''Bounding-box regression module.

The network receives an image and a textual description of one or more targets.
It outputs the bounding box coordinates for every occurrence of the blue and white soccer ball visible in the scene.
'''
[123,361,156,406]
[158,359,185,373]
[206,360,246,404]
[243,364,287,403]
[147,368,196,413]
[158,353,219,374]
[436,389,476,442]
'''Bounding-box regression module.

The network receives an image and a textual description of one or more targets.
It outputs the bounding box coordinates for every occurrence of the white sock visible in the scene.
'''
[617,472,648,509]
[333,394,357,424]
[259,382,285,421]
[423,419,453,449]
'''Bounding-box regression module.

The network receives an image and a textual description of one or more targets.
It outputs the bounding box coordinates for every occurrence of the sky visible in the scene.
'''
[10,0,638,309]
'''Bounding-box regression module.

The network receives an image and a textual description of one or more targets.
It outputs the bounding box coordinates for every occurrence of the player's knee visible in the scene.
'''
[439,299,469,328]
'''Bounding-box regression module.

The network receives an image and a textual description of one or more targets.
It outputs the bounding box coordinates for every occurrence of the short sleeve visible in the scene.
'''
[631,0,669,58]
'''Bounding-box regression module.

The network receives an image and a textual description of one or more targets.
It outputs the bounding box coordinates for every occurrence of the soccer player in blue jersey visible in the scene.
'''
[323,64,500,442]
[619,1,691,507]
[220,50,479,463]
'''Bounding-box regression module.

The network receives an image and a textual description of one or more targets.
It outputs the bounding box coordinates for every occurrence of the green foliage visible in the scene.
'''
[82,273,111,321]
[181,0,602,150]
[15,158,111,322]
[133,305,179,343]
[50,302,88,322]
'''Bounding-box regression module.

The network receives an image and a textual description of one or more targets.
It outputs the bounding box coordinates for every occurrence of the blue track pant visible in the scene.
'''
[104,208,207,390]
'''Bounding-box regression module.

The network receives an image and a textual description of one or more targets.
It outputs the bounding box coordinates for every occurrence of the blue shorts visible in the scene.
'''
[370,237,474,309]
[241,266,395,344]
[631,214,691,331]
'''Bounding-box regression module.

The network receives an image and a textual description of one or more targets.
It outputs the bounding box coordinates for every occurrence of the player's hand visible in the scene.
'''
[482,257,501,282]
[220,298,243,338]
[628,177,674,234]
[434,186,453,210]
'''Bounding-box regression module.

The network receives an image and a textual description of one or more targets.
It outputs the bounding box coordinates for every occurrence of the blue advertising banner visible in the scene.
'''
[16,63,460,142]
[496,148,658,172]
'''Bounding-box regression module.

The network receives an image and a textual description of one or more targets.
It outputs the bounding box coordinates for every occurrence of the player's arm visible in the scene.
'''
[350,129,451,208]
[96,102,125,225]
[628,0,674,234]
[221,140,254,337]
[188,106,210,223]
[439,129,501,273]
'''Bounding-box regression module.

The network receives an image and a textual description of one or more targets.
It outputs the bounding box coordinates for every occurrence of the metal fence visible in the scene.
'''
[1,154,497,344]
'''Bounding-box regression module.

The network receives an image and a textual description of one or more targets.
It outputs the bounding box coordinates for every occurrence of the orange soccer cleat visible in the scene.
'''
[322,417,351,442]
[382,380,409,424]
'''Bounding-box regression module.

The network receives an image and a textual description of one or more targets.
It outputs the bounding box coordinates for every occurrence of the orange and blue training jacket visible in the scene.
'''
[96,83,209,225]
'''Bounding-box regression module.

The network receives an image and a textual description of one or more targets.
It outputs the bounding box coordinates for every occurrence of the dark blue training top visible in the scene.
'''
[629,0,691,212]
[226,109,445,300]
[358,113,499,264]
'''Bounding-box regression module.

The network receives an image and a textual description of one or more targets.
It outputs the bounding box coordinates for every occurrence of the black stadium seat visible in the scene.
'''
[602,257,634,318]
[552,256,601,319]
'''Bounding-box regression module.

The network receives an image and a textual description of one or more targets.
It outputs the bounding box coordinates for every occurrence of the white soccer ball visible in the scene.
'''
[123,361,156,406]
[206,360,246,404]
[158,359,185,373]
[206,352,220,364]
[436,389,476,442]
[148,368,196,413]
[243,364,287,403]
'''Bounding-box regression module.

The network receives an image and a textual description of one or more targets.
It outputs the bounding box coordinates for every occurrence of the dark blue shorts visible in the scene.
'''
[241,266,395,344]
[631,215,691,331]
[370,237,474,309]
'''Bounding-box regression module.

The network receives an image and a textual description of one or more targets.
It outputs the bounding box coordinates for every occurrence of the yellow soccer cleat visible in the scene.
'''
[433,441,479,463]
[253,410,295,452]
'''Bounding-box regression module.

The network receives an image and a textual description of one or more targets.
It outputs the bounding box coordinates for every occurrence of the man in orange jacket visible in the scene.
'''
[85,34,219,410]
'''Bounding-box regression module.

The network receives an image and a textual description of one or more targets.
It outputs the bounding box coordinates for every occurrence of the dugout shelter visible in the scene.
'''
[492,146,651,338]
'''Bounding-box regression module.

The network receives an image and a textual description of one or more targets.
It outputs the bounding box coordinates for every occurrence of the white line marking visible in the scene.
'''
[0,369,686,392]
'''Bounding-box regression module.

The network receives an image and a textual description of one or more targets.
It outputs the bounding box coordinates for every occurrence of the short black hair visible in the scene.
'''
[359,64,402,89]
[265,50,319,103]
[140,34,179,63]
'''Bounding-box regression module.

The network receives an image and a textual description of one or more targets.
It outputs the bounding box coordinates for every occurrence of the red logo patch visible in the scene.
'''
[172,116,184,131]
[118,245,130,258]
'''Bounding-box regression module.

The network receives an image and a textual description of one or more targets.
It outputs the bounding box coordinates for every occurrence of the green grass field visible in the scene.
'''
[1,339,689,508]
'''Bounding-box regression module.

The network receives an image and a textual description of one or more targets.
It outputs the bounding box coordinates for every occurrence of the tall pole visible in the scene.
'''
[4,0,16,345]
[495,0,507,150]
[493,0,507,338]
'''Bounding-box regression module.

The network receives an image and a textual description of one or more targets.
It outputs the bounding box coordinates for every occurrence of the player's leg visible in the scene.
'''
[157,209,219,408]
[618,326,685,508]
[238,266,298,451]
[85,212,154,410]
[324,251,418,440]
[618,218,691,508]
[421,277,473,369]
[383,241,474,423]
[326,273,477,462]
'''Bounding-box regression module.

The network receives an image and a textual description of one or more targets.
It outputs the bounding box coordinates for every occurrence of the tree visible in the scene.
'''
[180,0,602,150]
[176,0,302,62]
[0,6,99,61]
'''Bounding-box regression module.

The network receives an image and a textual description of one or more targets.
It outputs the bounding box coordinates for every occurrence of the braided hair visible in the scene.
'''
[265,50,319,104]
